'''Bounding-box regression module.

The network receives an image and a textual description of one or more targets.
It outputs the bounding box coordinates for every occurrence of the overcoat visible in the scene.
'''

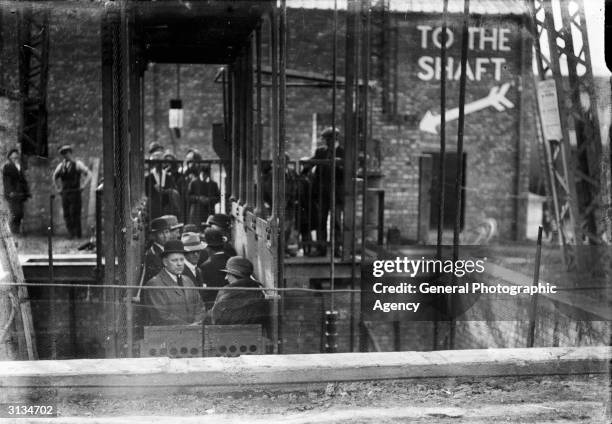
[144,269,205,325]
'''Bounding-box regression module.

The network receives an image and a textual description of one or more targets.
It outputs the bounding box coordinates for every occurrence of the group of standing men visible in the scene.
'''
[141,212,267,327]
[2,144,91,238]
[145,142,220,225]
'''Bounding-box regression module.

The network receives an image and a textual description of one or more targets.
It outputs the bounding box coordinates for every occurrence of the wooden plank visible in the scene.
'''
[0,346,608,391]
[0,212,37,360]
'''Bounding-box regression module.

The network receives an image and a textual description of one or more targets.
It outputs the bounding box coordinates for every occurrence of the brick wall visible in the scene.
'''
[1,6,533,241]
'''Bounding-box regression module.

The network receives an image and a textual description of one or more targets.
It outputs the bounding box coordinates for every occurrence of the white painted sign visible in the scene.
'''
[416,25,512,81]
[419,83,514,134]
[536,80,563,141]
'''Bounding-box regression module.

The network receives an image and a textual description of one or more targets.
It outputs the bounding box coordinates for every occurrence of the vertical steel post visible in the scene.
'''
[47,194,56,359]
[357,0,371,352]
[270,10,279,222]
[278,0,287,354]
[450,0,470,350]
[245,36,255,210]
[326,0,339,354]
[528,226,543,347]
[433,0,449,351]
[254,24,264,217]
[101,6,117,358]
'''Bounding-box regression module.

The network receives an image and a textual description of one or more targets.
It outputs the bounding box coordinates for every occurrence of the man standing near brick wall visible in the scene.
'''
[2,148,30,234]
[52,144,92,239]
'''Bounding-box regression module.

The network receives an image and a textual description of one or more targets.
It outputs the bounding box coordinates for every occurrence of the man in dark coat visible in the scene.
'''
[305,127,344,255]
[145,147,180,219]
[143,217,172,283]
[181,232,206,289]
[187,165,220,225]
[199,213,237,264]
[52,144,92,238]
[143,240,205,325]
[2,149,30,234]
[197,228,233,305]
[210,256,267,326]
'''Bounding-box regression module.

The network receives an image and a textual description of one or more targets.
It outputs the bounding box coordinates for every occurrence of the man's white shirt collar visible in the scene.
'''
[184,261,197,276]
[164,269,179,283]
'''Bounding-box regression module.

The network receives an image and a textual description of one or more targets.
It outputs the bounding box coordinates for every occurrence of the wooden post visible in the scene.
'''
[0,212,37,360]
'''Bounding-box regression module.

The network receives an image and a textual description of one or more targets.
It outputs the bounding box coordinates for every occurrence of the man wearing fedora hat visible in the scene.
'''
[52,144,92,238]
[143,217,172,283]
[180,232,206,289]
[160,214,183,240]
[143,240,205,325]
[210,256,268,326]
[197,228,233,304]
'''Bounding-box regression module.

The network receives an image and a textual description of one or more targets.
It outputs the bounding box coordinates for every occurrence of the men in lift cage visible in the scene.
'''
[2,148,30,235]
[198,227,233,305]
[210,256,267,326]
[181,232,206,289]
[187,164,220,225]
[52,144,92,239]
[143,240,205,325]
[145,144,181,219]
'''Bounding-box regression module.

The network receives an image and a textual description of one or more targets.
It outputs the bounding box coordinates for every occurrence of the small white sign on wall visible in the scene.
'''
[536,80,563,141]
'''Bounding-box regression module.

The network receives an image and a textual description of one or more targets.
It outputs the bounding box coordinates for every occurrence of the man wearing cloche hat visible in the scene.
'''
[201,213,237,260]
[210,256,268,325]
[143,240,205,325]
[52,144,92,238]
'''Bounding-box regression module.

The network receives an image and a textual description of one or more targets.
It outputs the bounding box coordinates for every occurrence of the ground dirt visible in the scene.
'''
[14,374,609,423]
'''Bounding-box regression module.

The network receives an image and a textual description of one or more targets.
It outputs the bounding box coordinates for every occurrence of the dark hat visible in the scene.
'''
[58,144,73,154]
[150,217,171,232]
[202,213,231,230]
[320,127,340,140]
[203,228,225,247]
[148,142,164,155]
[160,214,184,230]
[161,240,187,257]
[221,256,253,279]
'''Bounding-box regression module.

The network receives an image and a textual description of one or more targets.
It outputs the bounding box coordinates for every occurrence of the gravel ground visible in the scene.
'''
[17,374,608,422]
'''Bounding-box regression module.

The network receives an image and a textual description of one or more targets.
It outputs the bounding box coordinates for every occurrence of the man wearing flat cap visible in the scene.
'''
[143,217,172,283]
[180,232,206,289]
[52,144,92,238]
[197,228,233,304]
[210,256,268,325]
[143,240,205,325]
[2,148,30,234]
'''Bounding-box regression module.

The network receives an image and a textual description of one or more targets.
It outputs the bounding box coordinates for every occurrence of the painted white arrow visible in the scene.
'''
[419,83,515,134]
